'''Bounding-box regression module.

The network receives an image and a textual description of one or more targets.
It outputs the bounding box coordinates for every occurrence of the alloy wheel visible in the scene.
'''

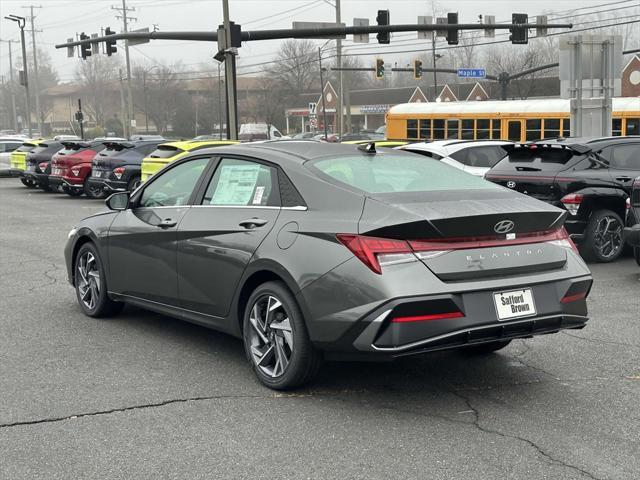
[77,252,101,310]
[247,295,294,378]
[593,215,623,259]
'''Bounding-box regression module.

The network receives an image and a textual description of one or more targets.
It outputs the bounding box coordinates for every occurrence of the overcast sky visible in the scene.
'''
[0,0,635,83]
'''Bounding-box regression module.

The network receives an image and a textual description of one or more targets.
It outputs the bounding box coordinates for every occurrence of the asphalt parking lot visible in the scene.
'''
[0,178,639,480]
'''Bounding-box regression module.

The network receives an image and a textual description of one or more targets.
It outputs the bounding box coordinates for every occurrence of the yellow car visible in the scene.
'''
[11,139,44,188]
[341,140,408,148]
[141,140,239,182]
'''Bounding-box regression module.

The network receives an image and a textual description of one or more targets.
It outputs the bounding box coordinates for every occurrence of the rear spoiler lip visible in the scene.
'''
[501,142,592,155]
[102,141,135,149]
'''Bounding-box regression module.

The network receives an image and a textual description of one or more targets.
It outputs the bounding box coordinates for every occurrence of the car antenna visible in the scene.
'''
[357,142,376,154]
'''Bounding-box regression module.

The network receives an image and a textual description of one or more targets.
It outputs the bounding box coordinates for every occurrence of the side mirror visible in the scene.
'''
[106,191,130,211]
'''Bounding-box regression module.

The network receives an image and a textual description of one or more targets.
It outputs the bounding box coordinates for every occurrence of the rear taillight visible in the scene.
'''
[561,291,587,303]
[336,235,414,274]
[338,227,578,274]
[71,167,80,176]
[113,167,125,179]
[561,193,583,216]
[38,162,48,171]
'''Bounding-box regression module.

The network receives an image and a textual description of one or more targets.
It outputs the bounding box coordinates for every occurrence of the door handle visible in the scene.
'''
[158,218,177,229]
[239,218,268,229]
[616,176,633,182]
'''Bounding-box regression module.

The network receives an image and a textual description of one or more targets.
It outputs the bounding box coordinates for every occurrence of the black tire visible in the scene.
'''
[127,175,141,192]
[463,340,512,355]
[242,281,321,390]
[634,246,640,267]
[20,176,37,188]
[84,177,107,199]
[74,242,124,318]
[63,185,83,197]
[580,209,625,263]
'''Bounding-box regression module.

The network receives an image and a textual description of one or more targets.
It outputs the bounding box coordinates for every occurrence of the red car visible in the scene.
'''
[49,140,109,198]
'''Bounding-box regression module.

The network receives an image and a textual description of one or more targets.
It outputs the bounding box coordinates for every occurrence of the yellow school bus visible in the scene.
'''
[386,97,640,143]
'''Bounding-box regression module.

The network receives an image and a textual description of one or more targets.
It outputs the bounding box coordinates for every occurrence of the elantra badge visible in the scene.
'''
[494,220,515,234]
[507,181,516,188]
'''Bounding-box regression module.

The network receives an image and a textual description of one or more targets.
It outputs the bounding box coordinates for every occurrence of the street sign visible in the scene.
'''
[91,33,100,54]
[417,16,432,39]
[353,18,369,43]
[457,68,486,79]
[128,27,150,46]
[308,102,317,115]
[309,117,317,129]
[292,21,346,39]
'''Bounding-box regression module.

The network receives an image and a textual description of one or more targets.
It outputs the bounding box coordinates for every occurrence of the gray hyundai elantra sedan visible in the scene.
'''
[64,141,593,389]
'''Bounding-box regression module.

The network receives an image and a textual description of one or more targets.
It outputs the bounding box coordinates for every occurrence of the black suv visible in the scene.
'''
[486,137,640,262]
[23,140,63,191]
[87,138,164,194]
[624,176,640,266]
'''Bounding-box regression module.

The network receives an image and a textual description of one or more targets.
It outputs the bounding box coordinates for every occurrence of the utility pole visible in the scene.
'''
[24,5,42,134]
[112,0,136,138]
[217,61,223,138]
[431,32,438,99]
[119,68,126,138]
[222,0,238,140]
[6,15,33,137]
[0,39,19,131]
[318,48,328,140]
[335,0,343,136]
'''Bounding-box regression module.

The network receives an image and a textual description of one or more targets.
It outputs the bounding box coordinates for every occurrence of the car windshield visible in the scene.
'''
[310,153,500,193]
[495,146,579,171]
[16,143,36,152]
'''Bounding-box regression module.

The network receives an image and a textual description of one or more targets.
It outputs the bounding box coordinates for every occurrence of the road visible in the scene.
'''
[1,178,639,480]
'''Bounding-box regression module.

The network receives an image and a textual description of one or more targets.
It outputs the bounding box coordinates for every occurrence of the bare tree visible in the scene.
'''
[265,39,319,94]
[75,55,121,127]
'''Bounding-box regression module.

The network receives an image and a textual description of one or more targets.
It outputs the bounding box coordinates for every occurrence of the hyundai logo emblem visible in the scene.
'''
[507,181,516,188]
[494,220,515,234]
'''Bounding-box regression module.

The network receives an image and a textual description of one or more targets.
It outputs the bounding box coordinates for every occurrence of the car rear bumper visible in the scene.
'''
[87,176,127,192]
[49,176,83,190]
[23,171,50,186]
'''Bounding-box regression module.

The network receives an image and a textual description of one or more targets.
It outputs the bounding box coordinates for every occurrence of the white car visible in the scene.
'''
[399,139,512,177]
[0,138,25,164]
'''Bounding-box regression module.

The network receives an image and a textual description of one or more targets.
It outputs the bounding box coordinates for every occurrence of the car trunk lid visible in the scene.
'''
[358,190,569,281]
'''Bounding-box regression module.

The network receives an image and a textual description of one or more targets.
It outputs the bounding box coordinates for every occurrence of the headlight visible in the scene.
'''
[67,227,78,239]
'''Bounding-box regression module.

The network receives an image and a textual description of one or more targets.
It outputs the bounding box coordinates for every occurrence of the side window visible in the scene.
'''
[460,146,502,168]
[272,130,282,138]
[612,118,622,136]
[137,144,159,156]
[406,119,418,139]
[526,119,542,141]
[544,118,561,139]
[476,119,490,139]
[449,148,469,164]
[203,158,279,207]
[610,144,640,170]
[139,157,210,207]
[625,118,640,136]
[491,119,501,140]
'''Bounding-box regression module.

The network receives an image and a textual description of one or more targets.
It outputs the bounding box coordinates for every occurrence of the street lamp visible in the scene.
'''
[4,14,32,137]
[142,65,159,133]
[433,52,443,100]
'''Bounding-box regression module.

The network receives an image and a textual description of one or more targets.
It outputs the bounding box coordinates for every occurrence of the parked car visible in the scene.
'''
[239,123,289,141]
[399,140,513,177]
[10,139,44,187]
[486,137,640,262]
[86,138,166,195]
[339,133,385,142]
[49,140,110,198]
[624,175,640,266]
[0,138,24,163]
[342,139,408,149]
[65,142,591,389]
[292,132,316,140]
[140,139,238,182]
[23,140,64,191]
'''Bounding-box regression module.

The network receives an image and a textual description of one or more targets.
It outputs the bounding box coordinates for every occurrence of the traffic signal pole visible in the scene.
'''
[57,19,573,139]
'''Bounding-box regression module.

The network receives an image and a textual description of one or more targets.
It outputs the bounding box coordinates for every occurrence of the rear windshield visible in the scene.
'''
[57,144,87,155]
[149,145,183,158]
[496,146,579,171]
[30,145,49,154]
[98,144,134,157]
[310,153,499,194]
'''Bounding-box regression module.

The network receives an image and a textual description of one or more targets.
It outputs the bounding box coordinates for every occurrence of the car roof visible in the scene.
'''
[190,140,409,164]
[535,136,640,147]
[158,140,239,151]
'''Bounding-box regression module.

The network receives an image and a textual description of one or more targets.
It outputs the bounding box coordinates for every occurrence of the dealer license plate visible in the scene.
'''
[92,169,102,177]
[493,288,536,321]
[52,168,62,176]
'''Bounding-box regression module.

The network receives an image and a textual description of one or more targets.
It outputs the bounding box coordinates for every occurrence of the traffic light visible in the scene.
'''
[413,59,423,79]
[446,12,459,45]
[509,13,528,44]
[376,9,390,44]
[375,59,384,79]
[105,27,117,56]
[79,33,91,60]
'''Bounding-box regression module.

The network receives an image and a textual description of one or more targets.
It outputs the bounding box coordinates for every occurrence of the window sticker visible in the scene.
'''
[253,186,265,205]
[211,164,261,205]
